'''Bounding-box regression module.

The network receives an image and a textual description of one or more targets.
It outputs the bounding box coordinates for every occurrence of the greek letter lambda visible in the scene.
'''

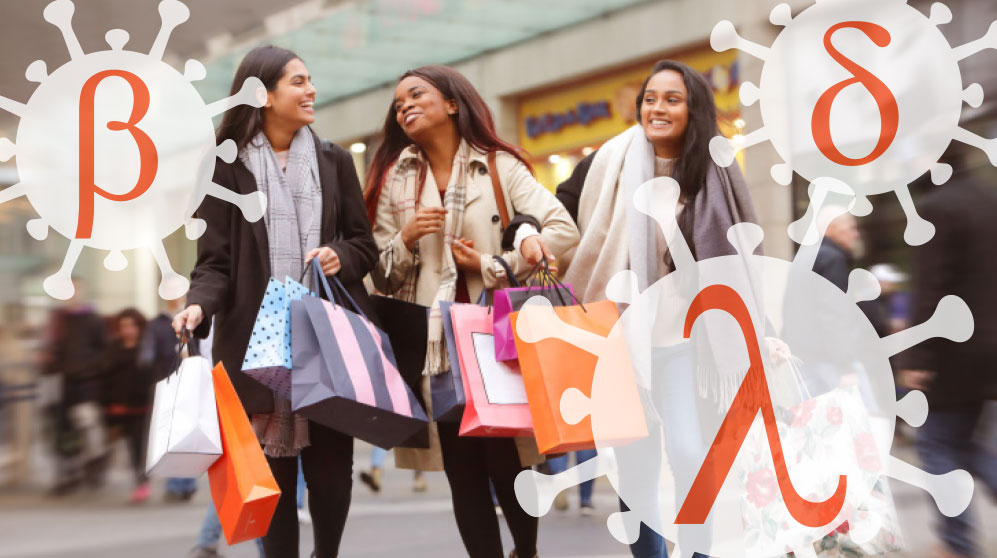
[77,70,159,239]
[674,284,846,528]
[811,21,899,167]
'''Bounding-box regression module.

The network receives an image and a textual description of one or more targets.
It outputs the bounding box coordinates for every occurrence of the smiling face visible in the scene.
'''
[393,75,457,143]
[264,58,316,130]
[640,69,690,158]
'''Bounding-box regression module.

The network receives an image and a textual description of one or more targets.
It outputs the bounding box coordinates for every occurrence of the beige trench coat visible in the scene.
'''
[372,146,580,471]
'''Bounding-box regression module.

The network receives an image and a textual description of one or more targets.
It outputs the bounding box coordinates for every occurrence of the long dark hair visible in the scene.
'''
[635,60,719,200]
[216,45,303,152]
[364,65,533,225]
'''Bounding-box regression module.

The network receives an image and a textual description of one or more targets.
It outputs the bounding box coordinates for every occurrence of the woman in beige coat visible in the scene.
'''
[365,65,579,558]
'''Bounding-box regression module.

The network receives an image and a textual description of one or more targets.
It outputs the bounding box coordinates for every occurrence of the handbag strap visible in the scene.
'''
[487,151,510,229]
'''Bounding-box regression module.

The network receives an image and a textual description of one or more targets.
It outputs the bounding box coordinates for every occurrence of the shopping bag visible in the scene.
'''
[512,298,647,453]
[242,276,310,399]
[145,336,222,477]
[739,372,903,555]
[431,300,468,422]
[208,362,280,545]
[452,301,533,437]
[492,258,574,362]
[367,294,430,448]
[291,260,428,449]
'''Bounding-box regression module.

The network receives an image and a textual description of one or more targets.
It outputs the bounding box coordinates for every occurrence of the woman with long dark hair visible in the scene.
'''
[173,45,377,558]
[366,65,579,558]
[524,60,758,558]
[102,308,151,503]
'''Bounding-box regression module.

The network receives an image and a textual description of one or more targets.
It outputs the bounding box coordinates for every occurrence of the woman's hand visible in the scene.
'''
[305,247,341,276]
[401,208,447,251]
[520,235,555,267]
[451,238,482,273]
[172,304,203,336]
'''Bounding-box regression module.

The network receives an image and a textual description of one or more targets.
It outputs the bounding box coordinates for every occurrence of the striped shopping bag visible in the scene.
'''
[290,260,428,449]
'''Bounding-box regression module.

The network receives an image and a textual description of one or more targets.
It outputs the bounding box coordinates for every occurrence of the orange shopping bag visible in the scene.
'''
[208,363,281,545]
[511,299,647,454]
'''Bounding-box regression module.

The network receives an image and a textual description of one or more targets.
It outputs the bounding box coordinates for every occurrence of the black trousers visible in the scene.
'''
[262,421,354,558]
[438,422,538,558]
[117,413,149,484]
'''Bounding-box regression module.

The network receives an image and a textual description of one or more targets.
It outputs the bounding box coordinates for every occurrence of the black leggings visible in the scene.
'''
[438,422,538,558]
[262,421,354,558]
[118,413,149,484]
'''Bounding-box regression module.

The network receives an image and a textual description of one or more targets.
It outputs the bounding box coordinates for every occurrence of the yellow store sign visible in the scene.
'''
[517,48,741,157]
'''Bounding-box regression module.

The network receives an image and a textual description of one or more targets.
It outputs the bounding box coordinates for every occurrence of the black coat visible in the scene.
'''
[902,172,997,407]
[102,342,154,411]
[187,135,377,414]
[140,313,179,383]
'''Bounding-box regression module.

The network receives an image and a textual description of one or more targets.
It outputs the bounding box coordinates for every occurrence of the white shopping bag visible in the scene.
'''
[145,355,223,477]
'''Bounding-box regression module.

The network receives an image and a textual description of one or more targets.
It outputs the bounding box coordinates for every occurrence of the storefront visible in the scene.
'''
[515,46,742,191]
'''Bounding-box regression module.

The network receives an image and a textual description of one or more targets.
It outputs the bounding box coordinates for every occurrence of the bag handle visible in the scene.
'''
[491,256,521,288]
[308,258,338,304]
[167,329,196,383]
[510,258,576,307]
[307,258,366,317]
[539,257,586,311]
[487,151,510,229]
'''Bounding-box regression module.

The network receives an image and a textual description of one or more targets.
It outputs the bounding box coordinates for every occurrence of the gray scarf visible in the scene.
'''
[240,128,322,457]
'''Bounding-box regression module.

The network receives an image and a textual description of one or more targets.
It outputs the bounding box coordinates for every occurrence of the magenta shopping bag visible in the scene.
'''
[492,259,574,362]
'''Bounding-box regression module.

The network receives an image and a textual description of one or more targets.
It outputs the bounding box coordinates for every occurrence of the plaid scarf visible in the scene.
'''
[387,141,472,375]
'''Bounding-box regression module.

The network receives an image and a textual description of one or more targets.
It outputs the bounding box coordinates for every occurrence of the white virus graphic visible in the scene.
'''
[709,0,997,246]
[0,0,266,300]
[514,177,976,557]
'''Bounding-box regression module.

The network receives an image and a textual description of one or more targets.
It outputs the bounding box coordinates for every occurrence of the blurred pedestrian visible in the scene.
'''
[189,503,265,558]
[358,446,427,493]
[901,159,997,558]
[174,44,377,558]
[784,207,881,404]
[102,308,154,503]
[42,277,109,495]
[868,263,909,336]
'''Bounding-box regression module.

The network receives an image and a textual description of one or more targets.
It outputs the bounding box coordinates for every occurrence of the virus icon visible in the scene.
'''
[514,176,976,558]
[709,0,997,246]
[0,0,266,300]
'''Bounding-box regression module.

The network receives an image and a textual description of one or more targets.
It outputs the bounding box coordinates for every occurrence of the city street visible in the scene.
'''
[1,438,994,558]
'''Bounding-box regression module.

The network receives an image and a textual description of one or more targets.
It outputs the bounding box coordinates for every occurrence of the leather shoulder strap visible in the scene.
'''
[487,151,510,228]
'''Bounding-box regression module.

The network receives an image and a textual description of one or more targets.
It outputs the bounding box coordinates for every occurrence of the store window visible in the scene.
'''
[516,46,741,192]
